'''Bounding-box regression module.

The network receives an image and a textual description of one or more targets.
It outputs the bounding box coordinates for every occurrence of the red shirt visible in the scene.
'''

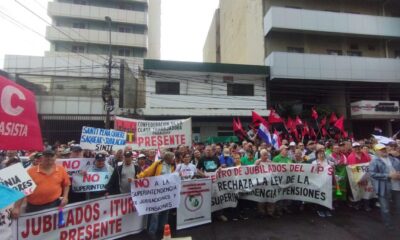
[347,152,371,165]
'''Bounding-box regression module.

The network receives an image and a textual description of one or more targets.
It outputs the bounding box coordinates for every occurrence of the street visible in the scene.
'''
[122,205,399,240]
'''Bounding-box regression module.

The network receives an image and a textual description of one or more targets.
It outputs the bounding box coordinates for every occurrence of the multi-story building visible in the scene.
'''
[204,0,400,138]
[3,0,161,142]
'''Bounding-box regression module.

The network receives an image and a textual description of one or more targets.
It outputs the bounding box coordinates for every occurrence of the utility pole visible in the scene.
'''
[104,16,113,129]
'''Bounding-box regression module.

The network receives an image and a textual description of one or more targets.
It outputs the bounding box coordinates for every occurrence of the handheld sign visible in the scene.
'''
[0,75,43,150]
[72,172,111,192]
[80,126,126,152]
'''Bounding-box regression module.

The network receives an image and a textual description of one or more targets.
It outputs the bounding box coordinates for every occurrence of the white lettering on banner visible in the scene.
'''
[0,163,36,196]
[14,194,144,240]
[114,117,192,150]
[346,163,376,201]
[177,178,212,230]
[208,164,333,210]
[0,121,28,137]
[56,158,94,176]
[0,205,13,240]
[80,126,126,152]
[131,173,181,216]
[72,172,111,192]
[1,85,25,116]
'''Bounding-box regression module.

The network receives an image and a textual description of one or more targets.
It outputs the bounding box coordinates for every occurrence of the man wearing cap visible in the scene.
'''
[70,145,83,158]
[24,150,70,212]
[329,143,347,165]
[288,142,296,160]
[82,153,114,199]
[137,153,150,171]
[106,151,141,195]
[273,145,293,163]
[369,143,400,229]
[347,142,371,165]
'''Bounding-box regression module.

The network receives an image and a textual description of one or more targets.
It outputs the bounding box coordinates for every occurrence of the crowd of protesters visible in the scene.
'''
[1,135,400,237]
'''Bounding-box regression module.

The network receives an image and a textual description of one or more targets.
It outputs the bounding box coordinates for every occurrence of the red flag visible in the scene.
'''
[268,109,284,124]
[233,117,248,140]
[295,116,303,126]
[252,111,268,128]
[310,127,317,140]
[342,130,348,138]
[322,127,328,137]
[334,116,345,133]
[319,116,327,128]
[286,117,294,131]
[0,75,43,150]
[311,107,318,120]
[302,122,310,136]
[329,112,338,124]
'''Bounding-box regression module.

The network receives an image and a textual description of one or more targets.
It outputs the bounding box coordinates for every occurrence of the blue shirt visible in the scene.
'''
[219,155,234,167]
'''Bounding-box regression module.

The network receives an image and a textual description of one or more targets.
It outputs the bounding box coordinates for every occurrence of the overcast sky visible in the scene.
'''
[0,0,219,67]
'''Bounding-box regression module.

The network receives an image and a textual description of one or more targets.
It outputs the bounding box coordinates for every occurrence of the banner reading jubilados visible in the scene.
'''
[114,117,192,150]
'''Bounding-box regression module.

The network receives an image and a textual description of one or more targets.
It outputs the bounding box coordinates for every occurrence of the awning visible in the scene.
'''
[205,136,239,144]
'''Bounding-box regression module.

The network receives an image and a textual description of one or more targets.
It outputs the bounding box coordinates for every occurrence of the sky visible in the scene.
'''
[0,0,219,68]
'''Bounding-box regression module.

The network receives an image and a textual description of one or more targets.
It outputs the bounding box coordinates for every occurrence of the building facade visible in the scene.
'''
[3,0,161,143]
[139,59,269,142]
[204,0,400,138]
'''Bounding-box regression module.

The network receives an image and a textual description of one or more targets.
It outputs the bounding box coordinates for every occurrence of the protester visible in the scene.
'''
[219,148,234,168]
[347,142,371,165]
[329,143,347,165]
[191,149,202,166]
[241,150,256,165]
[19,149,70,213]
[369,143,400,229]
[175,153,203,179]
[137,151,176,238]
[82,153,114,199]
[197,146,220,173]
[273,145,292,163]
[106,151,141,195]
[293,149,305,163]
[288,142,296,159]
[70,144,83,158]
[312,148,334,217]
[138,154,150,171]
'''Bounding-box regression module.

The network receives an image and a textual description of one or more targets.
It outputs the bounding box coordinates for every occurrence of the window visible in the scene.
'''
[227,84,254,96]
[287,47,304,53]
[119,26,131,33]
[73,22,86,29]
[394,50,400,59]
[72,45,85,53]
[350,44,359,50]
[347,50,362,57]
[192,127,200,134]
[118,48,131,57]
[217,127,234,137]
[327,49,343,56]
[155,82,180,95]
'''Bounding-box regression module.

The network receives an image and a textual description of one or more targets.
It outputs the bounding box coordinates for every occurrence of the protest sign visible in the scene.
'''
[0,163,36,208]
[346,163,376,201]
[0,75,43,150]
[131,173,181,216]
[210,164,333,210]
[205,172,238,212]
[72,172,111,192]
[14,194,144,240]
[0,205,13,240]
[56,158,94,176]
[80,126,126,152]
[114,117,192,150]
[177,178,212,230]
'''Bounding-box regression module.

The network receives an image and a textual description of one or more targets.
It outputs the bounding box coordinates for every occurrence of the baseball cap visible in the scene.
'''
[43,149,55,156]
[138,154,146,159]
[352,142,361,148]
[71,145,83,152]
[374,143,386,151]
[124,151,133,157]
[289,142,296,147]
[95,153,106,161]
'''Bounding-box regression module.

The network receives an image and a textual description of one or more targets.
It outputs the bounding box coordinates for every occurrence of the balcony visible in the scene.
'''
[46,26,147,48]
[265,52,400,82]
[264,7,400,39]
[48,2,147,25]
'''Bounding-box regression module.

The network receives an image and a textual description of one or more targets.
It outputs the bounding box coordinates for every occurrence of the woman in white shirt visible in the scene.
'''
[175,153,203,180]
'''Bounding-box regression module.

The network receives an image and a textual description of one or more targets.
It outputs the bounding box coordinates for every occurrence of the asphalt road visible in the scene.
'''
[121,204,399,240]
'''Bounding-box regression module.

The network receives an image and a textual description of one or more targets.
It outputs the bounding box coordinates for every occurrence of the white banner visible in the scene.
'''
[346,163,376,201]
[56,158,94,176]
[72,172,111,193]
[80,126,126,152]
[0,205,13,240]
[0,163,36,196]
[177,178,212,230]
[114,117,192,150]
[130,174,181,216]
[209,164,333,210]
[14,194,144,240]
